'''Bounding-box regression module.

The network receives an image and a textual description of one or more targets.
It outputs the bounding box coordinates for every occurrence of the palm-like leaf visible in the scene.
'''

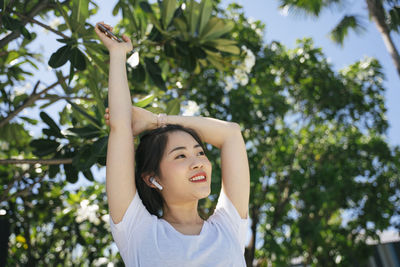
[278,0,344,16]
[330,15,366,45]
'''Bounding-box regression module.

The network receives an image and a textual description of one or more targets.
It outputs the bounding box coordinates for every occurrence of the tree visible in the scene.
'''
[277,0,400,79]
[0,0,399,266]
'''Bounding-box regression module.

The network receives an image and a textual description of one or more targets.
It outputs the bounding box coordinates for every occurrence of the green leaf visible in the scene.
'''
[92,136,108,156]
[66,99,102,129]
[206,38,237,46]
[48,45,71,68]
[144,57,166,90]
[66,125,101,139]
[135,94,155,108]
[166,99,181,115]
[206,54,224,71]
[48,164,60,178]
[186,0,200,35]
[112,2,121,16]
[19,116,38,125]
[72,145,97,171]
[40,111,62,135]
[70,47,87,70]
[70,0,90,33]
[329,15,366,45]
[146,106,165,114]
[200,19,233,41]
[139,1,153,13]
[198,0,213,34]
[82,169,94,181]
[20,26,32,40]
[131,63,146,83]
[64,163,79,183]
[30,139,60,157]
[43,128,65,139]
[215,45,240,55]
[161,0,176,28]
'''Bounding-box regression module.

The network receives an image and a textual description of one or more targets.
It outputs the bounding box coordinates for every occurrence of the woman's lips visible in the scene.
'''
[189,172,207,182]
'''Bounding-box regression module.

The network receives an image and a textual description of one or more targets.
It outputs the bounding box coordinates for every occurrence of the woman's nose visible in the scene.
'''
[190,158,204,169]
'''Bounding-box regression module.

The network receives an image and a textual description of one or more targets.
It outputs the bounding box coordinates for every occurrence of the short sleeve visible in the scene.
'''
[109,191,152,253]
[212,188,248,252]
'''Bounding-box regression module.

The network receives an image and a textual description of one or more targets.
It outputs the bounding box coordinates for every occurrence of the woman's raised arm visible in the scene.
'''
[95,23,136,224]
[160,115,250,219]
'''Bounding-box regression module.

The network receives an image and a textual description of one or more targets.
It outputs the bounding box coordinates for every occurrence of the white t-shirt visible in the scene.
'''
[109,188,248,267]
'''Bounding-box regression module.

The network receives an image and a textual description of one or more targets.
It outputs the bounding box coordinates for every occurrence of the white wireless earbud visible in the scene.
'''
[150,177,163,190]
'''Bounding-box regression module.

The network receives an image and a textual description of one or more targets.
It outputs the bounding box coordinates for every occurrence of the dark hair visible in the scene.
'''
[135,124,206,218]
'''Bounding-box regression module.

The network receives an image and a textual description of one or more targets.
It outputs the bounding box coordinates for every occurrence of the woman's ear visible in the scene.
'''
[142,174,161,190]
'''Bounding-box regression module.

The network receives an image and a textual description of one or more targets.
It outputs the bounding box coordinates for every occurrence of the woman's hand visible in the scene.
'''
[104,106,157,136]
[95,22,133,54]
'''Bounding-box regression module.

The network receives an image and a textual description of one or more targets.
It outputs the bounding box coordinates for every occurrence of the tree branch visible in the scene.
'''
[39,95,95,102]
[0,158,73,165]
[0,0,16,27]
[0,0,51,49]
[14,12,69,39]
[0,75,69,129]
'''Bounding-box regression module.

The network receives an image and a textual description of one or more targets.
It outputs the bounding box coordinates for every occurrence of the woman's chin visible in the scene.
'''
[195,186,211,199]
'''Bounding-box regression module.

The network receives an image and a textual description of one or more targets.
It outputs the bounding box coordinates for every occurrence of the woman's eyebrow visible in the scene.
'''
[168,144,201,155]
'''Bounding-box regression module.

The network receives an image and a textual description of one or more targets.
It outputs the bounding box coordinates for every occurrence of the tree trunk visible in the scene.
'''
[245,206,259,267]
[366,0,400,79]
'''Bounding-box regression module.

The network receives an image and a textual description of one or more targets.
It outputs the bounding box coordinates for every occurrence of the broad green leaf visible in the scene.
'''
[66,125,101,138]
[72,145,97,171]
[166,99,181,115]
[48,45,71,68]
[186,0,200,35]
[215,45,240,54]
[64,163,79,183]
[206,38,237,46]
[48,164,60,178]
[71,0,90,33]
[82,169,94,181]
[30,139,60,157]
[206,54,224,71]
[139,1,153,13]
[161,0,176,28]
[144,57,166,90]
[112,1,121,16]
[0,122,30,146]
[146,106,165,114]
[66,99,102,129]
[87,68,106,116]
[92,136,108,156]
[131,62,146,83]
[40,111,62,135]
[135,94,155,108]
[56,1,73,32]
[200,19,233,41]
[173,18,189,40]
[198,0,213,35]
[70,47,87,71]
[19,116,38,125]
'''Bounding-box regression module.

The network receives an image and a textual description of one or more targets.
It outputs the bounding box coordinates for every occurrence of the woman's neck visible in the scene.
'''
[161,201,203,225]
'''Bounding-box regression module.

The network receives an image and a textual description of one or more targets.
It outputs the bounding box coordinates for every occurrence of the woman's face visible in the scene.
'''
[158,130,212,204]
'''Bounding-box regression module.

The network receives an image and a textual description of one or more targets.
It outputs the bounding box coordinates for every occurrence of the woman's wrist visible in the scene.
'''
[109,49,127,59]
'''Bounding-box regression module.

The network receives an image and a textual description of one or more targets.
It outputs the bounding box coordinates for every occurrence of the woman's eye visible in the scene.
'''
[175,154,186,159]
[198,151,205,156]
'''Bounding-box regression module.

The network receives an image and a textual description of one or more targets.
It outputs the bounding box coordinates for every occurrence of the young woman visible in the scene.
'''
[95,22,250,267]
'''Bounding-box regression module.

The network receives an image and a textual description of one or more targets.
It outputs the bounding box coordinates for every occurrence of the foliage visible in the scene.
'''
[0,0,399,266]
[277,0,400,78]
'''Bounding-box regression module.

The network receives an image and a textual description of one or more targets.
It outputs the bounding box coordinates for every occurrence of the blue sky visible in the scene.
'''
[20,1,399,187]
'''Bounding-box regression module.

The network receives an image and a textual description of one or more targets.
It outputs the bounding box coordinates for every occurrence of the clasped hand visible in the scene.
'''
[104,106,157,136]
